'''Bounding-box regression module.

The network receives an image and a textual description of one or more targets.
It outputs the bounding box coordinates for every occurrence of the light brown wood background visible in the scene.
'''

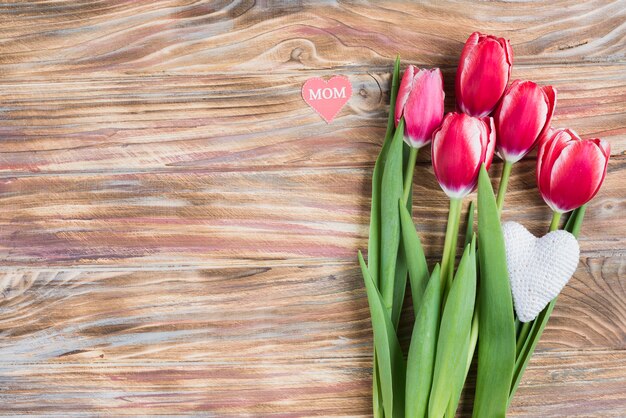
[0,1,624,416]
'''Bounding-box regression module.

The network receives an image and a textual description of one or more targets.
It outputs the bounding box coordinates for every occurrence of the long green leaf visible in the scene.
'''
[446,326,471,416]
[385,55,402,143]
[370,55,401,418]
[373,356,384,418]
[392,228,409,329]
[368,55,401,288]
[380,119,405,313]
[390,142,415,328]
[429,240,476,418]
[446,201,480,417]
[444,202,477,416]
[399,200,429,314]
[509,206,586,403]
[359,251,405,418]
[405,264,441,418]
[473,165,516,418]
[446,240,477,417]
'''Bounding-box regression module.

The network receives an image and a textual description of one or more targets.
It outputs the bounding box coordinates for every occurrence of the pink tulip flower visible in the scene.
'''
[495,80,556,163]
[395,65,445,148]
[537,128,610,213]
[456,32,513,117]
[432,112,496,198]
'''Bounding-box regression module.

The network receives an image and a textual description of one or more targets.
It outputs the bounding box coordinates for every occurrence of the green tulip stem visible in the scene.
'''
[515,213,561,354]
[510,208,585,404]
[515,322,531,355]
[516,211,561,351]
[402,146,419,204]
[549,211,562,232]
[496,160,513,214]
[441,198,463,291]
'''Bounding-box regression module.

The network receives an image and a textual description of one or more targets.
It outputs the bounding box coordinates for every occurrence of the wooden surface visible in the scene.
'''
[0,1,624,416]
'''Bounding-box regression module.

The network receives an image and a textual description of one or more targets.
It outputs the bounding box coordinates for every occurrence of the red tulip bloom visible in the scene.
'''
[456,32,513,117]
[495,80,556,162]
[432,113,496,198]
[395,65,445,148]
[537,129,610,213]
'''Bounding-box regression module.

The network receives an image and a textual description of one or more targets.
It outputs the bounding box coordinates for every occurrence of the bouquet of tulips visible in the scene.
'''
[359,32,610,418]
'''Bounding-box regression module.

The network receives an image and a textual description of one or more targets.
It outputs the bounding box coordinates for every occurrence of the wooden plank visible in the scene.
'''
[542,257,626,351]
[509,351,626,417]
[0,1,623,78]
[0,257,622,365]
[0,3,623,416]
[0,265,371,362]
[0,160,623,266]
[0,351,624,416]
[0,358,372,416]
[0,67,623,175]
[465,351,626,417]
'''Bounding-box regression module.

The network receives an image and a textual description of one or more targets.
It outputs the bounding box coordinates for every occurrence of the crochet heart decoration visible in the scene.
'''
[502,222,580,322]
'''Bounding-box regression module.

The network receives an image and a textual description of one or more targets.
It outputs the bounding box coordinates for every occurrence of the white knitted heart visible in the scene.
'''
[502,222,580,323]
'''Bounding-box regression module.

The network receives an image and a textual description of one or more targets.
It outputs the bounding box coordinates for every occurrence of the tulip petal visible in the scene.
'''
[500,35,514,78]
[536,127,555,196]
[404,69,445,147]
[482,117,496,169]
[464,32,481,49]
[540,85,557,139]
[395,65,416,127]
[457,36,511,117]
[548,140,608,212]
[537,129,572,208]
[432,114,484,198]
[596,137,612,158]
[496,81,550,162]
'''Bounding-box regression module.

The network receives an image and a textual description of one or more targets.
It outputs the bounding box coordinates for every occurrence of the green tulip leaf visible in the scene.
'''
[385,56,402,144]
[359,251,405,418]
[405,264,441,418]
[399,199,430,314]
[473,165,516,418]
[447,326,471,416]
[368,55,401,288]
[373,357,384,418]
[392,225,409,330]
[391,142,415,328]
[429,239,476,418]
[380,119,405,313]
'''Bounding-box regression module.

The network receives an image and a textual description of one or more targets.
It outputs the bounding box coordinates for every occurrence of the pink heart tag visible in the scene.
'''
[302,76,352,123]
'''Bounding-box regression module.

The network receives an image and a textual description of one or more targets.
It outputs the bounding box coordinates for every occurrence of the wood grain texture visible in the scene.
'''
[0,258,623,367]
[0,0,624,77]
[0,160,623,266]
[0,65,624,175]
[0,1,624,416]
[0,265,371,362]
[0,352,624,416]
[461,350,626,417]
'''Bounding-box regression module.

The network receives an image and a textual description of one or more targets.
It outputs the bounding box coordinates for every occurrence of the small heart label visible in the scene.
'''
[302,76,352,123]
[502,222,580,322]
